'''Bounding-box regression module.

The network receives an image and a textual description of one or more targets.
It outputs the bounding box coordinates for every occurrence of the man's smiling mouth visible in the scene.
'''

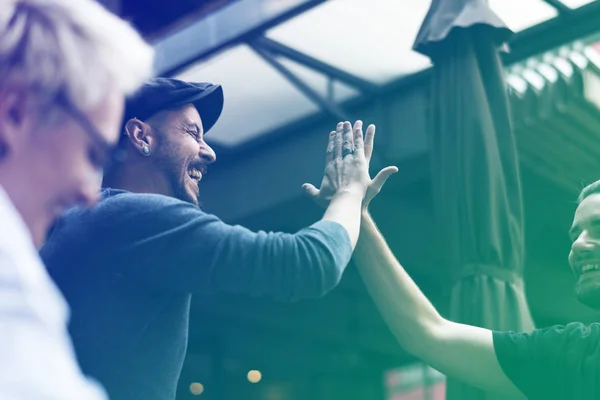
[187,168,203,182]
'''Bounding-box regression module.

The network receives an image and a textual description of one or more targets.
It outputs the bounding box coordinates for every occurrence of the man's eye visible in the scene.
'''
[570,232,579,243]
[590,226,600,240]
[187,130,199,139]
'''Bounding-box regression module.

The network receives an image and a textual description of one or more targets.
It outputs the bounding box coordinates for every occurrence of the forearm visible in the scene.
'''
[321,190,363,249]
[277,220,353,299]
[180,219,352,301]
[355,212,524,397]
[354,211,443,354]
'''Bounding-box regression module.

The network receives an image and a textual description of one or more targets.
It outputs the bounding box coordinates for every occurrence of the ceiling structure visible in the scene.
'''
[102,0,238,38]
[148,0,600,151]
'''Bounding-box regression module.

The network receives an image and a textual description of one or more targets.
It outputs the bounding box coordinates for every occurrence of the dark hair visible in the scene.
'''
[578,180,600,204]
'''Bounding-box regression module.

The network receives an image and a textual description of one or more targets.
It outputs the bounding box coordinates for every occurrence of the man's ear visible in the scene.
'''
[124,118,156,156]
[0,89,32,160]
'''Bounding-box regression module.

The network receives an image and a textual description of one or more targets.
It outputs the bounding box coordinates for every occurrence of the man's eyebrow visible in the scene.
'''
[183,121,202,133]
[569,224,580,239]
[569,217,600,238]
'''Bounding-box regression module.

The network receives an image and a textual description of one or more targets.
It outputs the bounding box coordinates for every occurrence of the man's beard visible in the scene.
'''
[172,177,200,207]
[154,150,200,207]
[575,276,600,310]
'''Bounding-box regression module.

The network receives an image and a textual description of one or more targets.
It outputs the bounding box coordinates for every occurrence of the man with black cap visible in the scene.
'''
[40,77,397,400]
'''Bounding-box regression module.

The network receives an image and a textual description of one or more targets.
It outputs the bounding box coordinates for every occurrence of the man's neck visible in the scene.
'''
[103,163,173,198]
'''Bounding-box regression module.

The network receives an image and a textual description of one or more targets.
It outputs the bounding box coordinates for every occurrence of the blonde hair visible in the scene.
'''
[0,0,154,118]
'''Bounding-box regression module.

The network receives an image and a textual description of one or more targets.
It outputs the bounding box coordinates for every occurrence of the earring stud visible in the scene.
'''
[142,145,151,156]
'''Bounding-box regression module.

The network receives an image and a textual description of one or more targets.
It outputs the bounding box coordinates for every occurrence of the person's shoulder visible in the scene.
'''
[492,324,566,350]
[508,322,600,347]
[533,322,600,337]
[101,188,186,207]
[560,321,600,340]
[492,323,590,372]
[54,190,199,231]
[90,188,200,216]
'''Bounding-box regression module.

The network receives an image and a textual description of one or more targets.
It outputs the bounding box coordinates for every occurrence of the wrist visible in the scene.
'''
[332,188,364,202]
[334,185,366,204]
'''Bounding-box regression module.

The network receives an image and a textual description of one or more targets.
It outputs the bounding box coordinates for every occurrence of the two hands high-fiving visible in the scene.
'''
[302,120,398,210]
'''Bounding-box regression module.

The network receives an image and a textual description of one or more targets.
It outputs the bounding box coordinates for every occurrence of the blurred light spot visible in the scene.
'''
[247,370,262,383]
[189,382,204,395]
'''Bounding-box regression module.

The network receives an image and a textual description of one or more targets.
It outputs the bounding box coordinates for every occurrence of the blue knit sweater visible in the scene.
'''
[41,189,352,400]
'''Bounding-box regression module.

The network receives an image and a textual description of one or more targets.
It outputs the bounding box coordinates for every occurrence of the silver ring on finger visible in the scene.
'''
[342,147,355,157]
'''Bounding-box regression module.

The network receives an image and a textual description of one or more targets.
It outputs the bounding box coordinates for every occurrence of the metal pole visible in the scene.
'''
[251,44,351,122]
[254,36,380,94]
[153,0,329,76]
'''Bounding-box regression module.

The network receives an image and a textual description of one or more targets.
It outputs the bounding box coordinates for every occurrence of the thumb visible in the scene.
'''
[371,166,398,192]
[302,183,320,198]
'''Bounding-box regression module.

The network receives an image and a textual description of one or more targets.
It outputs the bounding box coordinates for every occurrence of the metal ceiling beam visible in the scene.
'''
[251,44,351,122]
[252,36,380,94]
[206,1,600,161]
[541,0,572,13]
[187,0,600,243]
[505,0,600,63]
[153,0,328,76]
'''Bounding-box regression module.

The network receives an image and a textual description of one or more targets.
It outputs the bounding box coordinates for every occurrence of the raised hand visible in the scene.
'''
[303,120,397,209]
[361,123,398,209]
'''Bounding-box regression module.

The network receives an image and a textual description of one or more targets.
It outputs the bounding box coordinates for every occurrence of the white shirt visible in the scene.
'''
[0,187,108,400]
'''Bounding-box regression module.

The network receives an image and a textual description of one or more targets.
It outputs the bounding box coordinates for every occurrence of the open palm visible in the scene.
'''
[303,121,397,209]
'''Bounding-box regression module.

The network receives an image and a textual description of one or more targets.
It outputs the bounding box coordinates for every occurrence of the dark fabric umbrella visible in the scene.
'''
[413,0,535,399]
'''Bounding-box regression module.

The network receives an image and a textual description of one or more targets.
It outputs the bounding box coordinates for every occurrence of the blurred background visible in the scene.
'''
[99,1,600,399]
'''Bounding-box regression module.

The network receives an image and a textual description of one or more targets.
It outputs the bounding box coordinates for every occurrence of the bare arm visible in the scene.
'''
[305,122,524,397]
[321,190,363,248]
[304,121,369,249]
[304,121,397,249]
[355,211,524,398]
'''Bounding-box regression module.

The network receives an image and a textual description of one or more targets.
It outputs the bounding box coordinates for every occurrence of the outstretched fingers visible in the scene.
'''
[364,124,376,162]
[302,183,320,198]
[325,130,336,165]
[341,121,354,158]
[334,122,344,159]
[353,120,364,156]
[371,166,398,192]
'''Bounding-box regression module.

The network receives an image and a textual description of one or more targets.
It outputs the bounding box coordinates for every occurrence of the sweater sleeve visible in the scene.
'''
[96,193,352,301]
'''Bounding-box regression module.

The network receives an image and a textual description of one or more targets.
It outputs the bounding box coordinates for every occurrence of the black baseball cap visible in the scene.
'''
[122,77,224,133]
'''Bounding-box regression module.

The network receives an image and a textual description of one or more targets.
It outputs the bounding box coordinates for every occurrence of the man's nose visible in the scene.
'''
[199,142,216,165]
[572,230,596,254]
